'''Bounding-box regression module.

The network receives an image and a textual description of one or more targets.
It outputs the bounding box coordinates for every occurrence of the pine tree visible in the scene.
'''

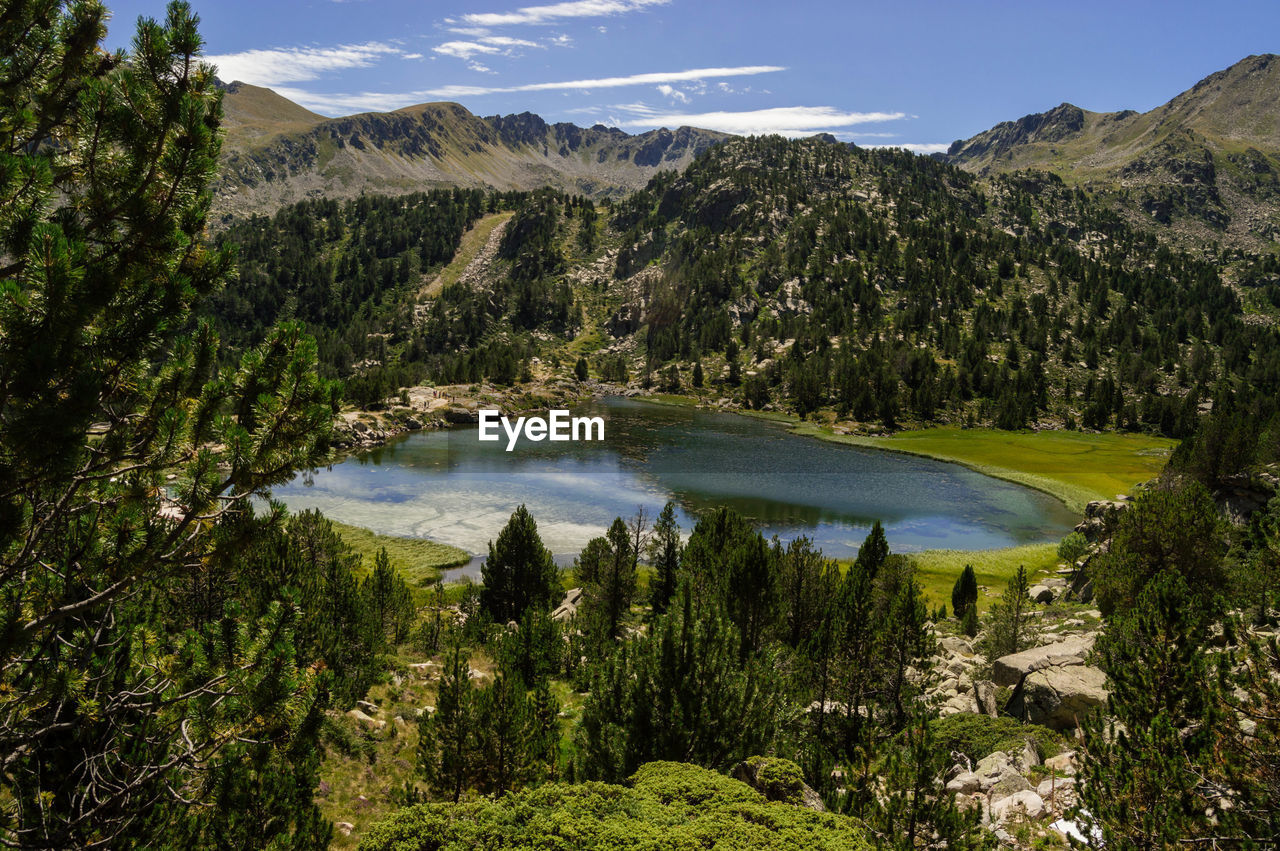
[472,674,536,796]
[981,565,1034,659]
[0,3,337,845]
[481,505,562,623]
[951,564,978,620]
[575,517,638,642]
[1077,572,1224,846]
[363,547,415,646]
[417,641,476,803]
[647,501,682,617]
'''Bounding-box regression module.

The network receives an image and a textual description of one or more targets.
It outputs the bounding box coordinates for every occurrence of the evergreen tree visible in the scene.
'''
[981,565,1034,659]
[0,4,337,845]
[575,517,638,642]
[417,641,476,803]
[1090,482,1228,617]
[472,674,536,797]
[576,584,785,782]
[647,501,682,617]
[1077,572,1223,846]
[950,564,978,620]
[481,505,561,623]
[363,547,415,646]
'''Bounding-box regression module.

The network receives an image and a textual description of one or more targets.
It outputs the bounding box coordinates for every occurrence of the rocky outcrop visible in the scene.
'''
[1008,665,1109,730]
[992,635,1096,688]
[731,757,826,812]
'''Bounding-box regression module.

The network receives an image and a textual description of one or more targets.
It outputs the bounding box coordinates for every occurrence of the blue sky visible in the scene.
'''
[104,0,1280,151]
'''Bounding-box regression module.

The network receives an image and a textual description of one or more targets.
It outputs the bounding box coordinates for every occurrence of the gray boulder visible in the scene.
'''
[992,634,1096,687]
[1009,665,1108,730]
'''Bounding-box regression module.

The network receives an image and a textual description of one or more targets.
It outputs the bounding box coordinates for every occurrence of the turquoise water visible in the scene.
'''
[271,398,1077,574]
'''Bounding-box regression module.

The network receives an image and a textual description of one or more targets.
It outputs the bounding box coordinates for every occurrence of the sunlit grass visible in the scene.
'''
[908,542,1062,614]
[331,520,470,587]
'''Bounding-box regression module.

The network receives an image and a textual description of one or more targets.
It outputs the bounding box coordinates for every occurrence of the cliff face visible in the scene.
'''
[212,83,728,220]
[944,55,1280,248]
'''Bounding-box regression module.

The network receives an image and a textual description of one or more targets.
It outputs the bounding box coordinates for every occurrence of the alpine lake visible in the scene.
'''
[272,398,1078,580]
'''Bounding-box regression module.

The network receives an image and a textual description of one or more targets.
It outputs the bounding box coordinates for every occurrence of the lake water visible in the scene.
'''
[271,398,1077,579]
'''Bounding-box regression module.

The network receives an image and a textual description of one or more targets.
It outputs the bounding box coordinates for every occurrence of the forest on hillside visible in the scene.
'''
[2,2,1279,850]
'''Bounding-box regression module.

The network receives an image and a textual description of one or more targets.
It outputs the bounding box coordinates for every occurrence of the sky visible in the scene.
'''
[103,0,1280,152]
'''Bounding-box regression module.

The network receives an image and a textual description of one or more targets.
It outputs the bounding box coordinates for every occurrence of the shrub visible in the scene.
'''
[931,714,1065,765]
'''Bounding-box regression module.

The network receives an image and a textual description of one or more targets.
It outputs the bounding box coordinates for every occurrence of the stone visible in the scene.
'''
[730,757,826,812]
[991,790,1045,822]
[356,700,379,715]
[989,770,1033,798]
[992,634,1097,687]
[973,680,1000,717]
[1019,739,1041,771]
[1044,751,1077,775]
[939,635,974,657]
[946,771,983,795]
[1037,775,1076,799]
[336,822,355,837]
[975,751,1011,780]
[345,709,385,731]
[1028,584,1054,604]
[1011,666,1108,730]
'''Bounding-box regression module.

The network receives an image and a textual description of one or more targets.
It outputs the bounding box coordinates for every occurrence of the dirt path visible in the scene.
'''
[421,211,512,299]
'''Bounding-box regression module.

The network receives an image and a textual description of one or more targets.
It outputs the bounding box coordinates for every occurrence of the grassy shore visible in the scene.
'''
[330,520,470,587]
[908,543,1061,614]
[786,422,1174,513]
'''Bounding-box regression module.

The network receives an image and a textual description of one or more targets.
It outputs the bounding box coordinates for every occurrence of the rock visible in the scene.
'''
[356,700,379,715]
[973,680,1000,717]
[1044,751,1078,775]
[1038,775,1076,800]
[336,822,354,837]
[1010,666,1108,729]
[346,709,385,731]
[946,771,983,795]
[1028,584,1054,604]
[992,634,1097,687]
[730,757,826,812]
[991,790,1045,822]
[1019,739,1041,771]
[989,770,1033,798]
[975,751,1012,781]
[939,635,974,657]
[443,406,477,424]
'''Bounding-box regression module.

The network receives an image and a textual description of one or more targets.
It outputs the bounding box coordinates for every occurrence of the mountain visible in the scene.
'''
[945,54,1280,248]
[209,134,1280,442]
[212,81,727,220]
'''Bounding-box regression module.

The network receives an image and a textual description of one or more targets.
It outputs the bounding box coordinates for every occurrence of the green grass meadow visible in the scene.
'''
[331,520,470,587]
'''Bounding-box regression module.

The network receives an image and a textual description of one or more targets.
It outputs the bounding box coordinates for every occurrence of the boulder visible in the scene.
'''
[731,757,826,812]
[972,680,1000,717]
[1028,584,1054,604]
[991,790,1045,822]
[992,634,1096,687]
[345,709,385,731]
[974,751,1012,781]
[1010,666,1108,730]
[939,635,974,657]
[1044,751,1078,775]
[945,771,983,795]
[1038,775,1076,800]
[989,770,1033,798]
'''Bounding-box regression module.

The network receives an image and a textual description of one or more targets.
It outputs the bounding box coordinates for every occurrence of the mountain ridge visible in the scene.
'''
[212,81,728,220]
[944,54,1280,248]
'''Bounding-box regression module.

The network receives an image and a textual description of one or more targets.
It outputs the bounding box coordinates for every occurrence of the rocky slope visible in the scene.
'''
[945,54,1280,248]
[212,81,727,220]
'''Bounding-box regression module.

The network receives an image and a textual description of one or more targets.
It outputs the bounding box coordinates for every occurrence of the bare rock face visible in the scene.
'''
[992,635,1096,688]
[1008,665,1109,730]
[991,789,1045,822]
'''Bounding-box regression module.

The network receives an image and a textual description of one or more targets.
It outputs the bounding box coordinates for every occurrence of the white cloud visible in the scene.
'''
[468,62,497,74]
[402,52,424,60]
[448,26,493,37]
[206,42,402,86]
[462,0,668,27]
[275,65,784,116]
[549,33,574,46]
[870,142,950,154]
[433,40,503,59]
[656,84,689,104]
[616,105,905,137]
[424,65,784,98]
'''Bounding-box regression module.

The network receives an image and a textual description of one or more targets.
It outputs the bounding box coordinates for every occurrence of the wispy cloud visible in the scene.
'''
[872,142,949,154]
[271,65,785,116]
[206,42,402,86]
[433,40,503,59]
[616,105,905,136]
[458,0,668,27]
[656,84,689,104]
